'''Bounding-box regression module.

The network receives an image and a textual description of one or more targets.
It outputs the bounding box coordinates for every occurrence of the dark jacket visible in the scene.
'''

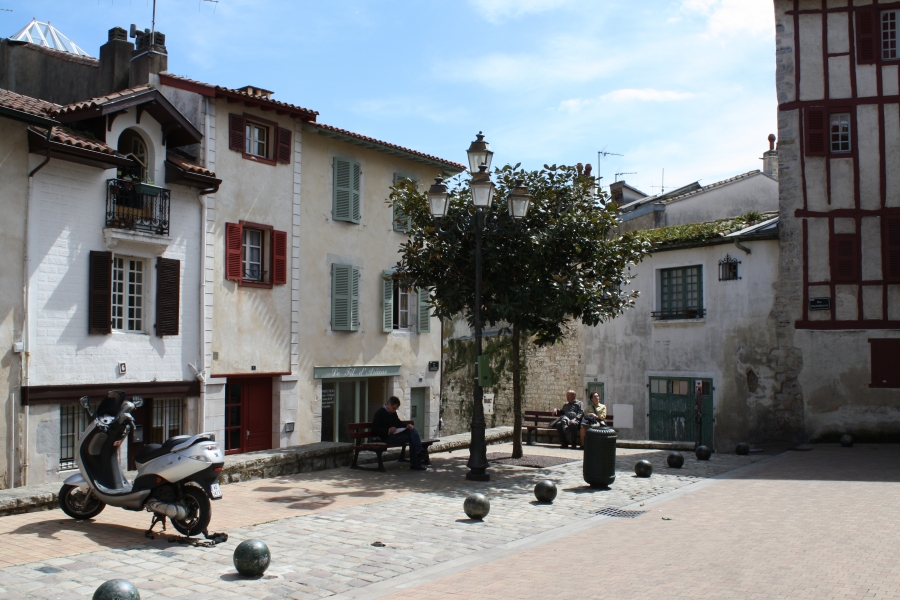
[372,406,403,439]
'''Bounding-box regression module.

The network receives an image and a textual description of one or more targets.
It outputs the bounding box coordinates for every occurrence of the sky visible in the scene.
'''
[3,0,777,194]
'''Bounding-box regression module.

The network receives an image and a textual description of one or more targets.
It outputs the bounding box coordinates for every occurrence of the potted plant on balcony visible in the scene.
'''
[133,178,163,197]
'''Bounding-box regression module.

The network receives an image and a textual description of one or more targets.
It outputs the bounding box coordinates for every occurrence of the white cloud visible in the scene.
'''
[472,0,577,24]
[559,89,694,113]
[681,0,774,38]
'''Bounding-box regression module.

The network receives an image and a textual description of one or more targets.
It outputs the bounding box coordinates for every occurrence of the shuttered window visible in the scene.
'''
[272,230,287,285]
[224,221,286,287]
[392,173,412,233]
[857,7,877,64]
[229,113,289,166]
[417,288,431,333]
[884,216,900,282]
[225,222,243,281]
[88,251,112,335]
[870,338,900,388]
[333,158,361,223]
[382,270,394,333]
[805,108,827,156]
[805,108,852,156]
[831,233,860,283]
[229,113,245,153]
[332,264,360,331]
[277,127,292,164]
[156,257,180,336]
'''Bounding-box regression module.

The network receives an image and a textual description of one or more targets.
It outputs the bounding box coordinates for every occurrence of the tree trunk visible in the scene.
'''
[512,324,523,459]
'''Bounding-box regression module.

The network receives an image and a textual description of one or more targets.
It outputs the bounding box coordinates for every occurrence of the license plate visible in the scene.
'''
[209,483,222,499]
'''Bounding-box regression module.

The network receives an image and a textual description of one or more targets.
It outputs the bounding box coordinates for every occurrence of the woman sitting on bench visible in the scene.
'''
[372,396,428,471]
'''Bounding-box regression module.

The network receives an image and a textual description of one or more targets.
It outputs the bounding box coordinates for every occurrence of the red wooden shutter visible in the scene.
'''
[272,230,287,285]
[856,7,877,65]
[805,108,827,156]
[277,127,292,164]
[229,113,246,152]
[884,216,900,282]
[225,222,243,281]
[870,339,900,388]
[88,251,112,334]
[831,233,860,282]
[155,257,180,336]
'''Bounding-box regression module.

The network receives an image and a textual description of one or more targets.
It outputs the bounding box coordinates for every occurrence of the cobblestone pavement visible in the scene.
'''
[380,445,900,600]
[0,445,764,598]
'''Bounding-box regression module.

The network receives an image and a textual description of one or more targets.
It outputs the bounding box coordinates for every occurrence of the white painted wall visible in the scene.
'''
[664,174,779,226]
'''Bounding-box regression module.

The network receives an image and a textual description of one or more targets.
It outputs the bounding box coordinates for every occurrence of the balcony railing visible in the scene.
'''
[106,179,170,236]
[651,308,706,320]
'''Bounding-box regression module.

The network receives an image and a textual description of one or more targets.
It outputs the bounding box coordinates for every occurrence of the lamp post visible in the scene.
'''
[427,132,532,482]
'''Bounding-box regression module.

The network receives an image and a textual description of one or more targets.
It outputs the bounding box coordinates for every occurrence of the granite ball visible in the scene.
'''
[463,493,491,520]
[840,434,853,447]
[634,460,653,477]
[534,480,557,503]
[233,539,271,577]
[667,452,684,468]
[93,579,140,600]
[735,442,750,455]
[695,445,712,460]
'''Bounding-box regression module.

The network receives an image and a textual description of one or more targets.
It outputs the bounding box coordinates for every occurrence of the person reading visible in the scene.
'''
[372,396,427,471]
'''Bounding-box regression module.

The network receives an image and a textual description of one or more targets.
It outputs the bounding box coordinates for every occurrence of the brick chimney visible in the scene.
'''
[762,133,779,180]
[129,29,167,87]
[98,27,134,95]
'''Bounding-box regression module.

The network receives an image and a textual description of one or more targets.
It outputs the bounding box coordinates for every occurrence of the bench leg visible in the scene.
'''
[422,445,431,465]
[376,451,386,473]
[398,445,408,462]
[350,447,361,469]
[527,429,535,445]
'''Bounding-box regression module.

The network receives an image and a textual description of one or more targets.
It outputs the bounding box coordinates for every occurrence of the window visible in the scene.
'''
[333,157,361,223]
[112,256,144,332]
[224,222,287,287]
[870,339,900,388]
[718,254,741,281]
[884,10,899,60]
[831,233,859,283]
[655,265,704,320]
[151,399,183,444]
[394,285,412,330]
[381,271,431,333]
[883,215,900,282]
[830,114,851,153]
[332,264,360,331]
[227,113,291,165]
[60,401,96,470]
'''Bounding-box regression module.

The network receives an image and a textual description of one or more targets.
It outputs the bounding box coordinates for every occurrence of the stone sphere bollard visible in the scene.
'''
[634,460,653,477]
[463,493,491,520]
[840,434,853,447]
[534,480,557,503]
[93,579,140,600]
[735,442,750,455]
[233,539,271,577]
[667,452,684,468]
[695,445,712,460]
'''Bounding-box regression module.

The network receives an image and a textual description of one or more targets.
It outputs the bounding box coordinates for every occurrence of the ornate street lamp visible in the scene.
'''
[427,176,450,219]
[466,131,493,174]
[507,179,532,220]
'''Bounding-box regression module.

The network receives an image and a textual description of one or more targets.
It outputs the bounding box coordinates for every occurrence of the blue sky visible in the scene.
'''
[4,0,776,194]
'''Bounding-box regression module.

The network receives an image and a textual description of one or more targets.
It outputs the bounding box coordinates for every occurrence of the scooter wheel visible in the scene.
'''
[59,484,106,520]
[171,486,211,537]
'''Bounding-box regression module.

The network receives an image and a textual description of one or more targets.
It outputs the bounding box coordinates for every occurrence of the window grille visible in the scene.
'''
[830,113,851,153]
[718,254,741,281]
[151,398,183,444]
[59,402,95,470]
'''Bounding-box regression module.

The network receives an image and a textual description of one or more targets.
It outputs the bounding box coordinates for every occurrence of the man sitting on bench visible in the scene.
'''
[552,390,584,449]
[372,396,427,471]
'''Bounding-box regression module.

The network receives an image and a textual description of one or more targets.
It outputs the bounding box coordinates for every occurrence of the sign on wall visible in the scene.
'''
[809,298,831,311]
[483,393,494,415]
[314,365,402,379]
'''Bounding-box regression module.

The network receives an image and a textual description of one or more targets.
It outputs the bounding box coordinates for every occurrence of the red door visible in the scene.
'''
[224,377,273,454]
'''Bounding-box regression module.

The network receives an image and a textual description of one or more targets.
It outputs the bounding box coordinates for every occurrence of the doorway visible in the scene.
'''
[648,377,713,448]
[127,398,184,469]
[410,388,427,433]
[224,377,273,455]
[321,378,385,442]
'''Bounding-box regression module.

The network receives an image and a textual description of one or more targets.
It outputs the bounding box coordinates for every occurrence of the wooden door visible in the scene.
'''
[244,377,273,452]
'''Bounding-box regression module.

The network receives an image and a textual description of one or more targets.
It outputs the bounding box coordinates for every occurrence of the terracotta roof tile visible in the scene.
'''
[167,152,216,177]
[311,122,467,172]
[160,72,319,118]
[30,125,123,156]
[0,88,59,118]
[53,86,155,116]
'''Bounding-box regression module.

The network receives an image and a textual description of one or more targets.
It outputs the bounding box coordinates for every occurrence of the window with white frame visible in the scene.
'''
[883,10,899,60]
[830,113,851,153]
[111,256,144,332]
[245,121,269,158]
[393,284,412,330]
[242,228,265,282]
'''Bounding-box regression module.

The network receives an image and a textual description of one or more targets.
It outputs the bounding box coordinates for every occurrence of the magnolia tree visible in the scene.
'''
[390,164,650,458]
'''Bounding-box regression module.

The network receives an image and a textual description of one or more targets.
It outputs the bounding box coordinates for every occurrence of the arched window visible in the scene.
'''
[117,129,149,182]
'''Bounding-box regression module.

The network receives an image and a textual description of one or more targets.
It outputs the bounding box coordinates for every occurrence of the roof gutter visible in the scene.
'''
[0,105,58,128]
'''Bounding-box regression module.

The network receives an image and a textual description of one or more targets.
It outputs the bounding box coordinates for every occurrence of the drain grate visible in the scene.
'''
[595,507,647,519]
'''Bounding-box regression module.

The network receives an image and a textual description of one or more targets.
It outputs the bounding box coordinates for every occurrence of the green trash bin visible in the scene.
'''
[583,424,616,488]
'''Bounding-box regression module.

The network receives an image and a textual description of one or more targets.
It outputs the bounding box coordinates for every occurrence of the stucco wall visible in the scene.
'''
[664,174,778,226]
[582,237,780,450]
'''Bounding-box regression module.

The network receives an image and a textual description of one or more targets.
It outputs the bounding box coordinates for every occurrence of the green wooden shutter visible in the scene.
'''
[333,158,352,222]
[417,288,431,333]
[332,263,352,330]
[350,265,360,330]
[392,173,410,233]
[351,161,361,223]
[382,270,394,332]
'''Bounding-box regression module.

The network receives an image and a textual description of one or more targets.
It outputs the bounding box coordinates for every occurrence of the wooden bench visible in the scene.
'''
[523,410,613,446]
[348,421,439,472]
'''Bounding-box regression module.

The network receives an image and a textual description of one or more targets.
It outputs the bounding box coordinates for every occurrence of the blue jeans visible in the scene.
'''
[386,428,424,466]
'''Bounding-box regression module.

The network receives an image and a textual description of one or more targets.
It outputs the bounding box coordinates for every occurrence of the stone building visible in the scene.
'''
[772,0,900,442]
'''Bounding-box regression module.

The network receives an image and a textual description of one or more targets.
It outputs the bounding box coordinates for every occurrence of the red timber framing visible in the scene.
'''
[784,1,900,330]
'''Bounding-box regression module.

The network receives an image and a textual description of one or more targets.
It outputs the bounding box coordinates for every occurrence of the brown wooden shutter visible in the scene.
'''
[88,251,112,335]
[805,108,827,156]
[856,7,877,65]
[225,222,243,281]
[155,257,180,336]
[831,233,860,282]
[870,339,900,388]
[884,216,900,282]
[272,229,287,285]
[229,113,246,152]
[277,127,292,164]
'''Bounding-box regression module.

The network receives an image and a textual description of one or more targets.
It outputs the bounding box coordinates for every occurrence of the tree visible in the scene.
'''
[390,164,650,458]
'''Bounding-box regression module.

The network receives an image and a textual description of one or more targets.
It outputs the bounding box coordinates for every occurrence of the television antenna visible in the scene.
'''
[200,0,219,13]
[596,146,623,180]
[649,168,666,194]
[614,171,636,182]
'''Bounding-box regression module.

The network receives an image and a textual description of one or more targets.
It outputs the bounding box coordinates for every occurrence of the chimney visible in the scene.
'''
[129,29,167,87]
[237,85,274,100]
[98,27,134,95]
[762,133,779,180]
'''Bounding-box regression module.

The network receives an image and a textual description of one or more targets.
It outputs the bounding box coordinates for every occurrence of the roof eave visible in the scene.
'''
[0,104,57,128]
[28,128,132,170]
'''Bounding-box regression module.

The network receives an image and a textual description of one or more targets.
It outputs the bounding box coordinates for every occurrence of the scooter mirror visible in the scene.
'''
[79,396,90,409]
[131,396,144,408]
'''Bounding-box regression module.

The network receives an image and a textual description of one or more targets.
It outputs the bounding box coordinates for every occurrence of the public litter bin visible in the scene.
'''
[583,424,616,488]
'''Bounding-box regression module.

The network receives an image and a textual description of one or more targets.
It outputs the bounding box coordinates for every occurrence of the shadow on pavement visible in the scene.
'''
[736,444,900,482]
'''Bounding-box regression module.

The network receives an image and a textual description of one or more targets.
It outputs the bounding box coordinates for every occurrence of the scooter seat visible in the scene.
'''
[135,435,193,464]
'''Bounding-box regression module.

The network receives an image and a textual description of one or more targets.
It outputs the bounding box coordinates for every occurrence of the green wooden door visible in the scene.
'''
[586,382,604,404]
[649,377,714,448]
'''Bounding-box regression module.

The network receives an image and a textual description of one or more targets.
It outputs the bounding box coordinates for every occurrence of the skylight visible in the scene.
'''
[10,19,93,58]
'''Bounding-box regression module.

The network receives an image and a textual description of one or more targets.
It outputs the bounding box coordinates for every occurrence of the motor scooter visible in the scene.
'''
[59,391,225,537]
